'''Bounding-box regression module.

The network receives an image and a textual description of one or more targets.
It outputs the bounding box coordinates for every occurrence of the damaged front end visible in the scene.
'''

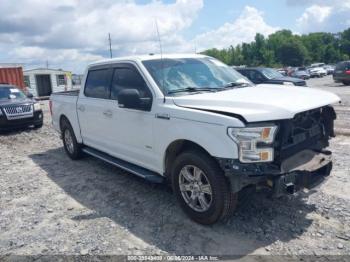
[270,150,332,197]
[218,105,337,196]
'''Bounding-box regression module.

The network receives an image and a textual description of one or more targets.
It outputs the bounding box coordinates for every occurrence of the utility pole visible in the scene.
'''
[46,60,49,69]
[108,33,113,58]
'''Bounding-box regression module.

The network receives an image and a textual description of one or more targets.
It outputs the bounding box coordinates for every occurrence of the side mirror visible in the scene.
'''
[27,92,34,99]
[117,89,152,111]
[117,89,142,110]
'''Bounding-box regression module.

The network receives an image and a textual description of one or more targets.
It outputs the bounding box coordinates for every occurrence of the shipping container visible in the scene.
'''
[0,67,25,90]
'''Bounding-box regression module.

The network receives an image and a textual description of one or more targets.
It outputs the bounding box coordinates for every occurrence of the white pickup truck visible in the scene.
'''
[51,54,340,224]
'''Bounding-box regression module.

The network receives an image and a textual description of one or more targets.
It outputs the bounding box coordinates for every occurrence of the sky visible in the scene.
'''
[0,0,349,73]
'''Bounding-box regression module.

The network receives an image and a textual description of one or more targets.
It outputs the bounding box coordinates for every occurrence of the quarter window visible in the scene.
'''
[84,69,111,99]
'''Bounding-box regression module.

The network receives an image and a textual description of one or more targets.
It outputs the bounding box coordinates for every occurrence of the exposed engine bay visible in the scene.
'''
[274,106,336,163]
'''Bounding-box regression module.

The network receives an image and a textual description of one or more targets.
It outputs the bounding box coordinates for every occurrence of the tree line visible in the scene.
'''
[202,28,350,67]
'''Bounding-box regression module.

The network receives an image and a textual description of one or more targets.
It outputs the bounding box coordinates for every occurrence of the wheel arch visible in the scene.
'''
[58,114,83,143]
[59,114,70,131]
[163,139,217,178]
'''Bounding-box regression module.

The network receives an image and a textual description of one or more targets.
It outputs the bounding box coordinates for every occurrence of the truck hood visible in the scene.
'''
[172,84,340,122]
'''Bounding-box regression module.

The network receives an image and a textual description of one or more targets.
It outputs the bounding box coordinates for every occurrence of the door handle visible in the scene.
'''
[103,110,113,117]
[77,105,85,112]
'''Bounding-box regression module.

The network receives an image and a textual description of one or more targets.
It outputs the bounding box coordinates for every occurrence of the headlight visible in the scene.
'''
[33,103,41,111]
[283,82,295,86]
[228,126,277,163]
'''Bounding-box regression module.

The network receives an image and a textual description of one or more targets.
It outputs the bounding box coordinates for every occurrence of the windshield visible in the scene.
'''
[0,86,27,100]
[142,57,252,95]
[260,68,284,79]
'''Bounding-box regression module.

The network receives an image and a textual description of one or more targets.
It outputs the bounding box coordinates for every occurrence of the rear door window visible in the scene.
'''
[84,68,112,99]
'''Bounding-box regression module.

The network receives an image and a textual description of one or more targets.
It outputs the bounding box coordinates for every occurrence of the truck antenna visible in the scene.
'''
[155,19,166,103]
[108,33,113,58]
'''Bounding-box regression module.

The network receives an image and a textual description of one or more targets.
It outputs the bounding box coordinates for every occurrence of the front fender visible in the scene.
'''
[154,116,239,173]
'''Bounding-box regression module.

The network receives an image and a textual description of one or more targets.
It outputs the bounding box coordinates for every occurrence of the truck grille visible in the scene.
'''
[3,104,34,120]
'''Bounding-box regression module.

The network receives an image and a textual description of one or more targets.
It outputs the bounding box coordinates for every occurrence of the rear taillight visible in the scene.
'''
[49,100,53,115]
[345,70,350,75]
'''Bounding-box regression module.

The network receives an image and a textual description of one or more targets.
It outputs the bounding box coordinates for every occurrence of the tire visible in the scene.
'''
[171,150,237,225]
[34,122,43,129]
[342,81,350,86]
[61,120,83,160]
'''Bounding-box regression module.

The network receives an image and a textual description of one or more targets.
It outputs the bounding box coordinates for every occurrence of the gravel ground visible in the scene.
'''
[0,77,349,257]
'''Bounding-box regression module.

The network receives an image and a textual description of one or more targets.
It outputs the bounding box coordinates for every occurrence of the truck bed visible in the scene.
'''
[50,90,81,140]
[52,89,80,96]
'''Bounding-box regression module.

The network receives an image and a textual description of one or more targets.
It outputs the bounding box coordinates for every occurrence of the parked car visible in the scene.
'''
[51,54,339,225]
[0,84,43,131]
[311,63,325,68]
[235,67,307,86]
[333,61,350,85]
[276,68,287,76]
[290,67,310,80]
[324,65,335,75]
[308,67,327,78]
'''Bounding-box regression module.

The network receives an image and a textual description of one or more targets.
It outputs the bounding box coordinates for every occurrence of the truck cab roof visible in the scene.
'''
[88,53,208,68]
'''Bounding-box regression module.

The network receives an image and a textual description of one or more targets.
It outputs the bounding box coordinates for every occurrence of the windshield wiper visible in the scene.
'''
[223,82,250,88]
[167,87,218,95]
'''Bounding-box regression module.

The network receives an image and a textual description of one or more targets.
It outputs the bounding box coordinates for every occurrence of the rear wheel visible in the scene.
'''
[171,150,237,225]
[61,120,83,160]
[342,81,350,86]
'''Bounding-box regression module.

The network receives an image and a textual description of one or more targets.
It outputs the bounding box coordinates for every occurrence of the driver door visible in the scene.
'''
[106,64,157,171]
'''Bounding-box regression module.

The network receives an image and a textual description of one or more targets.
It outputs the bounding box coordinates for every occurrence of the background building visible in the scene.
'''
[24,68,73,97]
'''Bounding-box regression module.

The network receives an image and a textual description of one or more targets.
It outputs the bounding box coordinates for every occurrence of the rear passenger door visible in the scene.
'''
[77,66,114,150]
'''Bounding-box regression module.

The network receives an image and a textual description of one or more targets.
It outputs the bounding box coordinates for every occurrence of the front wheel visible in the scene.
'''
[171,150,237,225]
[342,81,350,86]
[34,122,43,129]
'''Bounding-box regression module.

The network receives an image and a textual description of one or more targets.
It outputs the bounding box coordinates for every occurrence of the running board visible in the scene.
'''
[82,147,164,183]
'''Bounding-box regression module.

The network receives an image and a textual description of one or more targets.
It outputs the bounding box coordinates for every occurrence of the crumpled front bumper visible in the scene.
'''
[269,150,332,197]
[217,149,333,196]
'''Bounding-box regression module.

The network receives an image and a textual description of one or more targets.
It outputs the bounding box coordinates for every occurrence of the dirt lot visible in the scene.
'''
[0,76,350,257]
